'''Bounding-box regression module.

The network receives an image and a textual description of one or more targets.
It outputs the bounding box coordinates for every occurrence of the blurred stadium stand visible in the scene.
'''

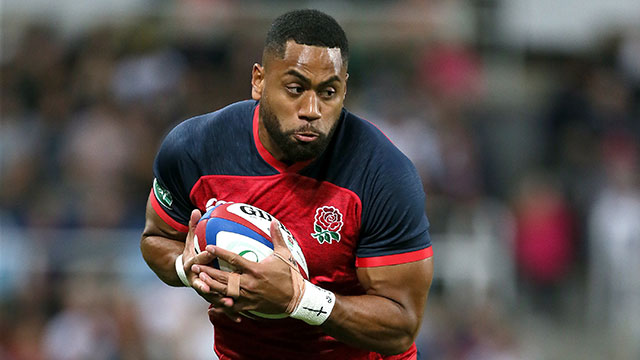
[1,1,639,359]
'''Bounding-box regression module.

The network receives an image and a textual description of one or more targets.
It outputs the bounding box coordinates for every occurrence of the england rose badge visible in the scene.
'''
[311,206,344,244]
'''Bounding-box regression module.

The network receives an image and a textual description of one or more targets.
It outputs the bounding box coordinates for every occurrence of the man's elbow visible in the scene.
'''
[140,234,154,265]
[378,338,415,356]
[377,323,419,355]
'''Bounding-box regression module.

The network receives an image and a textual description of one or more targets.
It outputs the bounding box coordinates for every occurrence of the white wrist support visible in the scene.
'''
[290,280,335,325]
[174,254,191,287]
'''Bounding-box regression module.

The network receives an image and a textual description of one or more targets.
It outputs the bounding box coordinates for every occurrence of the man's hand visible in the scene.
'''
[140,197,242,321]
[181,209,215,290]
[181,209,241,321]
[192,220,297,316]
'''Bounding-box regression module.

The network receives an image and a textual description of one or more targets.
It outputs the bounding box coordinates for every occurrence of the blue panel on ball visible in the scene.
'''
[205,217,273,270]
[204,218,274,249]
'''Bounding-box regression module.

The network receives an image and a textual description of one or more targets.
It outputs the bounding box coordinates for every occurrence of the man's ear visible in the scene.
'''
[342,73,349,97]
[343,72,349,100]
[251,63,265,100]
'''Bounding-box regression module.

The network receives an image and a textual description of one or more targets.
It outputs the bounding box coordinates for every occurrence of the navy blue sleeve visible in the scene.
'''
[150,101,259,230]
[151,117,202,229]
[356,152,432,260]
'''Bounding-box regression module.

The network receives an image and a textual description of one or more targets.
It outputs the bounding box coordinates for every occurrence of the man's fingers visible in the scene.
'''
[198,269,229,294]
[198,280,235,309]
[192,278,210,293]
[183,249,215,273]
[197,292,240,323]
[206,245,252,272]
[185,250,215,268]
[194,265,242,297]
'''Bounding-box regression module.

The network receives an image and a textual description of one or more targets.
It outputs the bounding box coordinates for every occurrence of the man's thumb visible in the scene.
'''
[186,209,202,246]
[269,220,289,250]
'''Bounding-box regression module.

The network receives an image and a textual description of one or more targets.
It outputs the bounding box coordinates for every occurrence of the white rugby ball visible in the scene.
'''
[193,202,308,319]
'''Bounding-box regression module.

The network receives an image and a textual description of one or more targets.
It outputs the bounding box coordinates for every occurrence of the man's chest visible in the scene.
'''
[189,174,365,293]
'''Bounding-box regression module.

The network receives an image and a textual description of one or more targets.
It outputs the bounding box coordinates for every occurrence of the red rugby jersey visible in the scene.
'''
[150,100,433,359]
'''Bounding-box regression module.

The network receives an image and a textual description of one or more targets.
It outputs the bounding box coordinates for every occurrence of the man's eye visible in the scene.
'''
[322,89,336,98]
[286,86,303,94]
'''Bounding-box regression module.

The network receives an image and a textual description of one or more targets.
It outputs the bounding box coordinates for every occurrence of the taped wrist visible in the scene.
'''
[175,254,191,287]
[271,250,335,324]
[289,280,336,326]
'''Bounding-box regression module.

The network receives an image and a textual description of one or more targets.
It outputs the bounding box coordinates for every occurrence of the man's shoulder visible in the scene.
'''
[156,100,256,169]
[166,100,256,145]
[339,109,415,172]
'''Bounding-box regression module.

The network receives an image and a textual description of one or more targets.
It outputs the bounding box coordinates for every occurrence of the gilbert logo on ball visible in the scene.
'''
[193,202,309,319]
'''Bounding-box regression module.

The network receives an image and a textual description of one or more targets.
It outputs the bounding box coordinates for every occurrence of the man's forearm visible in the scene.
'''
[319,258,433,355]
[321,292,427,355]
[140,235,186,286]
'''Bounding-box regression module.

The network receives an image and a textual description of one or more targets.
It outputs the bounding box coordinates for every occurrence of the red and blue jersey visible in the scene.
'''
[150,100,433,359]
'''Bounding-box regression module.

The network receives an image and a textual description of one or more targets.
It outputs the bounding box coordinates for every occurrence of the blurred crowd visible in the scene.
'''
[1,7,640,360]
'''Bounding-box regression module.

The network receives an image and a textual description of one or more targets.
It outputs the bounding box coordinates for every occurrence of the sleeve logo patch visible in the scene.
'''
[311,206,344,244]
[153,178,173,210]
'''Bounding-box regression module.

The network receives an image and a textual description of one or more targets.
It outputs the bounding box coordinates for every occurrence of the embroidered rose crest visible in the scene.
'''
[311,206,344,244]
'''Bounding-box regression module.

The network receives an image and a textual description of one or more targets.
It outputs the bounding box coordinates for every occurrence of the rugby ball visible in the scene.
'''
[193,202,309,319]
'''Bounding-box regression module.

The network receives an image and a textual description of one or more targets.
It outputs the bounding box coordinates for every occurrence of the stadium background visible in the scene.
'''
[1,0,639,359]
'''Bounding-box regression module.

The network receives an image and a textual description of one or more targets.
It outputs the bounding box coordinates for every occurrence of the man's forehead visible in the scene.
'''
[275,40,345,76]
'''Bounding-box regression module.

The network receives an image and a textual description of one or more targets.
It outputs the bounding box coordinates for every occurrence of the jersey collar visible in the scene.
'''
[252,104,314,173]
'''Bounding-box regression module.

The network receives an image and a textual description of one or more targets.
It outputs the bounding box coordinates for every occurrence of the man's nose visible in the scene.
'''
[298,92,321,121]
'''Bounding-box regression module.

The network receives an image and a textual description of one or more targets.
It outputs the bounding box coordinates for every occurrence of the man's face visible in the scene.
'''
[252,40,348,164]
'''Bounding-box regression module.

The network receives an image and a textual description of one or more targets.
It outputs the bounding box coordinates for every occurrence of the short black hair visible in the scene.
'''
[264,9,349,66]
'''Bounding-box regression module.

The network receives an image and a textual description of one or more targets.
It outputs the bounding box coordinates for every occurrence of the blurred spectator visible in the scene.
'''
[417,300,523,360]
[513,173,575,314]
[43,292,119,360]
[417,41,483,106]
[415,40,486,202]
[429,185,517,312]
[134,285,215,359]
[110,23,186,109]
[543,57,637,226]
[0,266,50,360]
[0,24,71,227]
[588,134,640,358]
[70,27,118,107]
[41,275,149,360]
[57,101,133,227]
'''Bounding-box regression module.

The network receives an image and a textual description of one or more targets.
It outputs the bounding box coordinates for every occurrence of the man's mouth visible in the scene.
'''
[293,132,319,143]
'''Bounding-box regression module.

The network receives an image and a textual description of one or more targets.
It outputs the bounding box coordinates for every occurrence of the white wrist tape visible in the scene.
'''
[290,280,335,325]
[174,254,190,287]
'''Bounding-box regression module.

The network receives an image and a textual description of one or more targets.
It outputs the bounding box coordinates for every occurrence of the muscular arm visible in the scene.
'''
[140,198,189,286]
[323,258,433,355]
